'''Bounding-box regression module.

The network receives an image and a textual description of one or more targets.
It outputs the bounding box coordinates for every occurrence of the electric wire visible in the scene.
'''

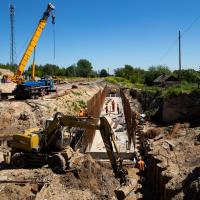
[182,14,200,36]
[159,14,200,62]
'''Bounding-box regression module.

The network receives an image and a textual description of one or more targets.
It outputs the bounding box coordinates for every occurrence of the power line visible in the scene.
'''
[159,14,200,62]
[182,14,200,36]
[159,37,178,62]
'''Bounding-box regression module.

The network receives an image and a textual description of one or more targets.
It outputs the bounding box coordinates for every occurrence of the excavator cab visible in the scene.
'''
[9,128,41,153]
[44,116,72,151]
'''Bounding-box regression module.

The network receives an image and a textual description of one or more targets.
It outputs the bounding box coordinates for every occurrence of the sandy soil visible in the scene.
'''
[0,79,123,200]
[0,154,119,200]
[144,122,200,199]
[0,69,14,77]
[0,83,105,135]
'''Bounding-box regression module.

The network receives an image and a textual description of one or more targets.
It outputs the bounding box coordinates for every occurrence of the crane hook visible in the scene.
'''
[52,14,56,24]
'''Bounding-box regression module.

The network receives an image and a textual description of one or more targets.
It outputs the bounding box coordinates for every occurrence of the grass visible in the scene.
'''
[161,81,200,98]
[71,91,81,96]
[64,77,99,81]
[105,76,133,87]
[105,76,200,98]
[77,100,86,108]
[72,100,87,112]
[72,102,79,112]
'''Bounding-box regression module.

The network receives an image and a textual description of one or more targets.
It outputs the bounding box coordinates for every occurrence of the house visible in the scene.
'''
[153,74,179,86]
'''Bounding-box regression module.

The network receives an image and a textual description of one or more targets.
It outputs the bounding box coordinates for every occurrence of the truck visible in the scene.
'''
[13,79,55,99]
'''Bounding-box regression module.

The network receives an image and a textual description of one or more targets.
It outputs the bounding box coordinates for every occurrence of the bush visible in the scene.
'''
[161,81,199,98]
[105,76,133,87]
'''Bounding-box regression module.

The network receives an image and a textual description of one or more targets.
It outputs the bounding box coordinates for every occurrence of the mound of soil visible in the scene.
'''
[60,155,119,199]
[0,154,119,200]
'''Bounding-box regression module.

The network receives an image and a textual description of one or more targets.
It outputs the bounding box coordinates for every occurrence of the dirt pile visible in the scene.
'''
[0,69,14,77]
[0,83,105,135]
[0,154,119,200]
[144,124,200,199]
[1,184,38,200]
[61,155,119,199]
[48,155,119,200]
[0,83,16,93]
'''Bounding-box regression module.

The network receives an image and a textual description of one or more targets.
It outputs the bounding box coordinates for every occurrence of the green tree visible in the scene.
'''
[90,70,98,78]
[42,64,60,76]
[66,65,77,77]
[100,69,109,77]
[114,68,124,77]
[0,63,17,72]
[114,65,145,83]
[76,59,93,77]
[57,67,66,76]
[144,65,171,85]
[173,69,199,83]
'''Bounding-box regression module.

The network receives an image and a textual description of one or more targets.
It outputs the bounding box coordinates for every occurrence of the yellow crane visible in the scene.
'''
[12,3,55,83]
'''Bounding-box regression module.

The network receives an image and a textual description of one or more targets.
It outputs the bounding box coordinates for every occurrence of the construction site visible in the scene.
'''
[0,1,200,200]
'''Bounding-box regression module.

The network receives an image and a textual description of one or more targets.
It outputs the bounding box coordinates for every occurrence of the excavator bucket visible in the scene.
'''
[115,180,136,200]
[114,168,140,200]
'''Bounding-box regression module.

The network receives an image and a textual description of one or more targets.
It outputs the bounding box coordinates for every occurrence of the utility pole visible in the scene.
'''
[178,30,182,82]
[10,0,16,66]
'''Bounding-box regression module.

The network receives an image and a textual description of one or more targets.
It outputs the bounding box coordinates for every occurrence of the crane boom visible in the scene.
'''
[12,3,55,83]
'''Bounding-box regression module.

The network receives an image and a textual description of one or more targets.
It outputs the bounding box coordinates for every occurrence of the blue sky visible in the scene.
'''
[1,0,200,73]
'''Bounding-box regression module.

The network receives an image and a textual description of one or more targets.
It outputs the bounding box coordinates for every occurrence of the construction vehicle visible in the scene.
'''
[6,112,129,185]
[2,3,55,99]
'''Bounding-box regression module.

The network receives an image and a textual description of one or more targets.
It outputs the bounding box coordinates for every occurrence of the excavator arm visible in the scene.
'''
[12,3,55,83]
[45,113,99,147]
[45,112,129,184]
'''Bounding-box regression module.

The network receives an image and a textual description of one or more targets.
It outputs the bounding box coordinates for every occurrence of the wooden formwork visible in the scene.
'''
[84,86,108,149]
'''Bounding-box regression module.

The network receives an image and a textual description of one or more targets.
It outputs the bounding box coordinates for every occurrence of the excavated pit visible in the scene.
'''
[2,82,199,199]
[125,87,200,200]
[0,82,141,200]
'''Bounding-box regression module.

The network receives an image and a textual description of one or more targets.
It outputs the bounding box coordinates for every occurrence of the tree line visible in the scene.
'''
[0,59,109,78]
[25,59,109,78]
[115,65,200,85]
[1,60,199,85]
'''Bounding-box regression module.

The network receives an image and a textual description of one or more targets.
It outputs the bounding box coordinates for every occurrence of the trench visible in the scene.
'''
[110,87,167,199]
[119,88,175,200]
[0,85,167,199]
[122,87,200,200]
[1,84,198,200]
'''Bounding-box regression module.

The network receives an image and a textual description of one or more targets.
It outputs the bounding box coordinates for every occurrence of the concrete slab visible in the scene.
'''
[87,96,134,159]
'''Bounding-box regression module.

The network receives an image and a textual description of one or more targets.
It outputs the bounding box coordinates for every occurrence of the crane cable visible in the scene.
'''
[53,23,56,59]
[52,13,56,60]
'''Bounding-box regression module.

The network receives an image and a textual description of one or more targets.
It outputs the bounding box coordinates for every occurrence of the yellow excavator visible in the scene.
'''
[6,113,129,185]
